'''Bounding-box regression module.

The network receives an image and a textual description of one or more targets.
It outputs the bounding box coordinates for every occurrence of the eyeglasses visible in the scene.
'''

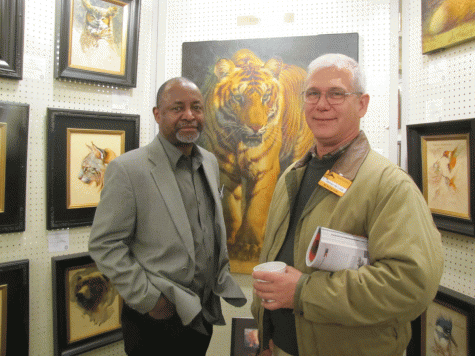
[301,89,362,105]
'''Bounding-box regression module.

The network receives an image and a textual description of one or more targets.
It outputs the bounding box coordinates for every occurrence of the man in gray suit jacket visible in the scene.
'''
[89,77,247,355]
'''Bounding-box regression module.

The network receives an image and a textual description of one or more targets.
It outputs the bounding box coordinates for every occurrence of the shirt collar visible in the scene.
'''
[293,131,371,180]
[158,134,203,170]
[312,137,355,160]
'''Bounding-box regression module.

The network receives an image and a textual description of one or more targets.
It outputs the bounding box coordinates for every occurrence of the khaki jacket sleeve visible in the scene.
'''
[295,169,444,326]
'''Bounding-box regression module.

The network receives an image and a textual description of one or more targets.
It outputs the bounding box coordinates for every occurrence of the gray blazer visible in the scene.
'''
[89,136,246,326]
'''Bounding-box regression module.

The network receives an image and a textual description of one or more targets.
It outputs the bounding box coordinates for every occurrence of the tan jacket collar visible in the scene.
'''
[293,131,371,181]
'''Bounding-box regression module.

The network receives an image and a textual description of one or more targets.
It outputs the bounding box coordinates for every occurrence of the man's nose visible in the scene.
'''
[182,106,194,119]
[315,93,332,110]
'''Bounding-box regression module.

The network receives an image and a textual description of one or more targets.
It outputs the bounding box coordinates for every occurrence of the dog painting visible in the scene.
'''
[67,265,121,343]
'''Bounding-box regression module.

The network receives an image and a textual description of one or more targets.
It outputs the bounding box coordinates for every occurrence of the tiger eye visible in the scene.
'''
[232,93,244,104]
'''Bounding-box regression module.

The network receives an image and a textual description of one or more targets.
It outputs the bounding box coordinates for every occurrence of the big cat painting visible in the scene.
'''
[182,34,359,273]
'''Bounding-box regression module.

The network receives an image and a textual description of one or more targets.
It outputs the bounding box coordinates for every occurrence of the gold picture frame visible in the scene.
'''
[66,128,125,209]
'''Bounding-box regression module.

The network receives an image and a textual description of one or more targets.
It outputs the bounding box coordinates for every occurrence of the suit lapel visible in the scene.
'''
[147,137,195,261]
[200,151,220,206]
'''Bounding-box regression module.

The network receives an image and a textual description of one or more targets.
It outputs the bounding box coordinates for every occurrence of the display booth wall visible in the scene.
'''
[0,0,158,355]
[401,0,474,298]
[0,0,472,355]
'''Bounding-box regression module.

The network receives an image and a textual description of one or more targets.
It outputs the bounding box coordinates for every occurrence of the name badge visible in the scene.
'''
[318,170,352,197]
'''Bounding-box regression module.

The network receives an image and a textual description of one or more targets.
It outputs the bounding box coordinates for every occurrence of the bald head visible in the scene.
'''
[155,77,200,108]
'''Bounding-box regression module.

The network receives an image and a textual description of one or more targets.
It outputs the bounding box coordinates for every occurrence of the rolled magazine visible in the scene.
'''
[306,227,370,271]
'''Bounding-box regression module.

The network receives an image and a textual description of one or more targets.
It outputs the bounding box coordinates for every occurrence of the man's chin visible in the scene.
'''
[176,131,200,144]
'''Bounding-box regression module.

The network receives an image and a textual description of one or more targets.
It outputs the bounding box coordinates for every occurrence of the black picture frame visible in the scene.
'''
[407,119,475,236]
[0,0,25,79]
[54,0,141,87]
[52,252,123,356]
[46,108,139,230]
[230,317,259,356]
[0,101,29,233]
[407,286,475,356]
[0,259,29,356]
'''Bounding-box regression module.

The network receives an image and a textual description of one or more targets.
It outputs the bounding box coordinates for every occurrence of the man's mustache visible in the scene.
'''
[176,121,199,128]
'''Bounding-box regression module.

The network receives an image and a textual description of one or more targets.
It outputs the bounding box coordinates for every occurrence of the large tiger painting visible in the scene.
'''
[200,49,314,267]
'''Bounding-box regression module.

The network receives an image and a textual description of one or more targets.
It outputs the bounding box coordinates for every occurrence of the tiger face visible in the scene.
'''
[200,49,313,263]
[211,58,283,147]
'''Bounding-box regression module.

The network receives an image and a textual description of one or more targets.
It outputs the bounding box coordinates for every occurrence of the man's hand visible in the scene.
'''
[252,266,302,310]
[256,339,274,356]
[148,295,175,319]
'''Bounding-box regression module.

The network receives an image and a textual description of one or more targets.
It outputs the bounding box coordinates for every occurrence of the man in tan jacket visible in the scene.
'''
[252,54,444,356]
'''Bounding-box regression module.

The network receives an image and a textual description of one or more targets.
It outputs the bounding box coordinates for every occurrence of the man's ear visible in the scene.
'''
[358,94,370,117]
[153,107,160,125]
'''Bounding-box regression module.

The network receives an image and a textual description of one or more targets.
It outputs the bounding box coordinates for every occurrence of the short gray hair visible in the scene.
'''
[306,53,366,94]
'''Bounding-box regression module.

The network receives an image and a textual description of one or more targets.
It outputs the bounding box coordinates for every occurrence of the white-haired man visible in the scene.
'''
[251,54,444,356]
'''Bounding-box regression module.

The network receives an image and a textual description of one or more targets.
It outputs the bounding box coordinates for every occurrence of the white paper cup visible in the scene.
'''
[253,261,287,302]
[253,261,287,277]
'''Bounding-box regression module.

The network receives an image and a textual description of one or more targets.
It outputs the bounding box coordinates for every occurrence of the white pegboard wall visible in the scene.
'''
[0,0,157,355]
[163,1,397,355]
[165,0,396,159]
[440,232,475,297]
[402,0,475,299]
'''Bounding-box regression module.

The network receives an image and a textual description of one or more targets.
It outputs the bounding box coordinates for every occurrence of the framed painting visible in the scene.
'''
[54,0,141,87]
[46,108,139,230]
[0,284,5,356]
[407,119,475,236]
[0,101,29,234]
[52,253,123,356]
[230,317,259,356]
[408,286,475,356]
[182,33,359,273]
[0,259,29,356]
[0,0,25,79]
[422,0,475,54]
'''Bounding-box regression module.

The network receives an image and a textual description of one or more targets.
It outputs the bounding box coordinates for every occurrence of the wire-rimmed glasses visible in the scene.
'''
[302,89,362,105]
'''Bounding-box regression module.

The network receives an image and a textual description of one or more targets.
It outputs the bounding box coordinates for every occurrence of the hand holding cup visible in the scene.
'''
[252,261,287,302]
